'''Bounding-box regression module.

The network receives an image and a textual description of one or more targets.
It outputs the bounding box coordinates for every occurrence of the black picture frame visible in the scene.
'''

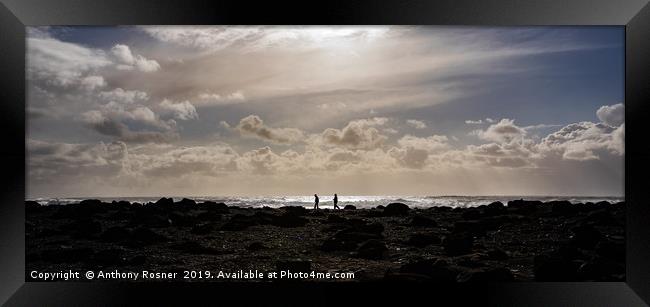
[1,0,649,305]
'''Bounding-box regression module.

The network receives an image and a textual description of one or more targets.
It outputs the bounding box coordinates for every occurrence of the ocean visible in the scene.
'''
[27,195,624,209]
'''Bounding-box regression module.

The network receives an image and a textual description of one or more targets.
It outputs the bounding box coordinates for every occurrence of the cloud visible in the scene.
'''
[319,118,390,150]
[538,121,623,161]
[596,103,624,127]
[197,91,245,106]
[159,99,198,120]
[80,107,178,144]
[141,26,392,52]
[80,75,107,90]
[231,115,304,144]
[406,119,427,129]
[111,44,161,72]
[99,88,149,104]
[473,119,526,143]
[465,119,483,124]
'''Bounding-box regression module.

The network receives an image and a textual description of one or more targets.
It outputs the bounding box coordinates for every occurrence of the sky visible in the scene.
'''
[26,26,624,198]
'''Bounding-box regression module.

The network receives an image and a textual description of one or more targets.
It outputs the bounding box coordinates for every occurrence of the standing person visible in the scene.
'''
[314,194,319,210]
[333,193,340,209]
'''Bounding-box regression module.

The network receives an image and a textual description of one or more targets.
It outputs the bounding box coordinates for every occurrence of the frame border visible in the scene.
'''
[1,0,649,305]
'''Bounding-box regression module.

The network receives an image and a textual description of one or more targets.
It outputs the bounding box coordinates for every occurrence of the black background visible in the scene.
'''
[1,0,649,305]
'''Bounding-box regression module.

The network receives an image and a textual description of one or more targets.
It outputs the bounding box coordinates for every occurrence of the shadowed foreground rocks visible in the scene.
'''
[26,198,625,282]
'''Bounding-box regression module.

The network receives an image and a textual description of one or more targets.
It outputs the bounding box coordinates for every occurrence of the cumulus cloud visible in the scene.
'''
[80,75,107,90]
[465,119,483,124]
[159,99,198,120]
[111,44,161,72]
[406,119,427,129]
[473,119,526,143]
[231,115,304,144]
[538,121,623,161]
[80,111,177,144]
[319,118,390,150]
[596,103,624,127]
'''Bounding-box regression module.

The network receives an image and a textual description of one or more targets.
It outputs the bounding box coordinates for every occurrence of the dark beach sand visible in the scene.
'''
[25,198,625,282]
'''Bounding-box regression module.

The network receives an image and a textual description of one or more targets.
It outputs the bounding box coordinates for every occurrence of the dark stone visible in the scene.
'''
[190,223,213,235]
[175,198,197,206]
[168,212,199,227]
[453,220,489,236]
[246,242,266,251]
[272,213,309,228]
[399,258,458,282]
[344,205,356,210]
[100,226,131,242]
[486,248,509,260]
[92,249,125,265]
[384,203,410,216]
[483,202,506,216]
[577,257,625,281]
[507,199,541,214]
[376,205,385,210]
[456,267,514,282]
[60,219,102,238]
[130,227,167,245]
[356,239,388,260]
[281,206,307,216]
[410,215,438,227]
[462,209,482,220]
[221,214,259,231]
[443,232,474,256]
[40,247,94,263]
[326,214,348,224]
[79,199,103,206]
[25,201,42,212]
[276,259,311,273]
[321,225,383,252]
[199,201,229,213]
[171,241,223,254]
[549,200,577,216]
[407,233,441,247]
[570,224,602,249]
[196,211,222,221]
[154,197,174,207]
[595,240,625,262]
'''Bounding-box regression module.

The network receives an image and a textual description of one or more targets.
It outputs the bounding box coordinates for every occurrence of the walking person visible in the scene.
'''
[313,194,319,210]
[333,193,340,209]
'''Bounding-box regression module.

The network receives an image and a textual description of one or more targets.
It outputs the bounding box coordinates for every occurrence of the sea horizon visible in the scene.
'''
[26,195,625,209]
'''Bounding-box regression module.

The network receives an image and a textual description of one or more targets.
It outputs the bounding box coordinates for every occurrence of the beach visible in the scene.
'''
[25,198,625,282]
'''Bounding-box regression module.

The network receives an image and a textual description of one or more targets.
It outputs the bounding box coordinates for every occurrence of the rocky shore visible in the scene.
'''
[25,198,625,282]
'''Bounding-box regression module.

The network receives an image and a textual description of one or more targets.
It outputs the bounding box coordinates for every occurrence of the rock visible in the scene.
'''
[321,225,383,252]
[356,239,388,260]
[376,205,385,210]
[40,247,94,263]
[199,201,230,213]
[586,209,617,225]
[410,215,438,227]
[100,226,131,242]
[595,240,625,262]
[196,211,222,221]
[443,232,474,256]
[577,257,625,281]
[25,201,42,212]
[533,247,584,281]
[326,214,348,224]
[399,258,458,282]
[484,201,506,216]
[570,224,602,249]
[344,205,356,210]
[79,199,103,206]
[272,213,309,228]
[507,199,541,214]
[246,242,266,251]
[384,203,410,216]
[168,212,199,227]
[175,198,197,207]
[276,259,311,273]
[60,219,102,238]
[462,209,482,220]
[407,233,441,247]
[221,214,259,231]
[281,206,307,216]
[550,200,577,216]
[486,248,509,260]
[453,220,489,236]
[130,227,167,245]
[171,241,222,254]
[456,267,514,282]
[190,223,213,235]
[93,249,126,265]
[154,197,174,207]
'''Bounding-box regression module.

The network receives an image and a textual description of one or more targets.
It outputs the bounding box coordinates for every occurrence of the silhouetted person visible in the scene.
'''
[333,193,340,209]
[314,194,319,210]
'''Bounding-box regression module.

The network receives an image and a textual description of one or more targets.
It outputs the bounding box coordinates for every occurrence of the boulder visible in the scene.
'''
[410,215,438,227]
[25,201,42,212]
[344,205,357,210]
[220,214,259,231]
[271,213,309,228]
[326,214,348,224]
[384,203,410,216]
[549,200,577,216]
[355,239,388,260]
[281,206,308,216]
[407,233,441,247]
[443,232,474,256]
[462,209,482,220]
[507,199,541,214]
[60,219,102,238]
[154,197,174,207]
[484,201,506,216]
[175,198,197,207]
[190,223,213,235]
